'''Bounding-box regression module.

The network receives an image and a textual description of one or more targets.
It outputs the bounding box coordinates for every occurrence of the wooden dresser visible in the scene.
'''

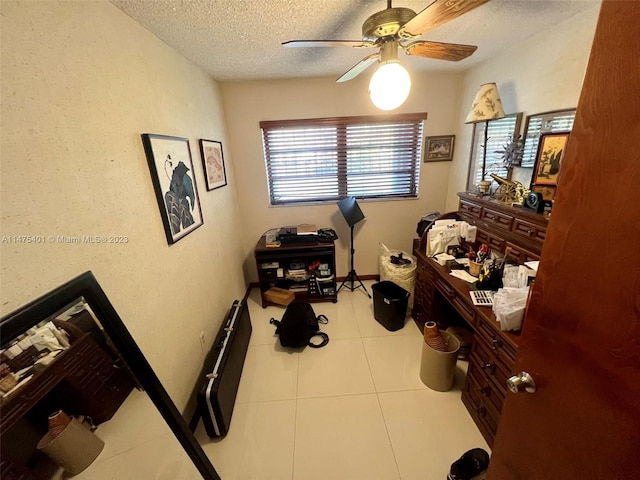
[412,192,549,446]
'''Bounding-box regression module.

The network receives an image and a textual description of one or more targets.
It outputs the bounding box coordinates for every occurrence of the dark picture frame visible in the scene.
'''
[141,134,203,245]
[198,139,227,191]
[424,135,455,162]
[532,132,570,186]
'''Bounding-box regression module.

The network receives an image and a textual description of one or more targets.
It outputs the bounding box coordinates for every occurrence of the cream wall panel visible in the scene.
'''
[446,5,601,211]
[0,0,246,408]
[220,71,461,281]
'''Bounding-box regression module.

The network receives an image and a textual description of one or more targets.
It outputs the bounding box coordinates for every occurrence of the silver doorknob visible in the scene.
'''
[507,371,536,393]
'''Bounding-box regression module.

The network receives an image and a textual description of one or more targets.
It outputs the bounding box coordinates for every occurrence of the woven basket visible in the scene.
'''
[468,261,483,277]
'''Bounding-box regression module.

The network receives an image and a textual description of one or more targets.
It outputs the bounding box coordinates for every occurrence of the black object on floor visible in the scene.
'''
[447,448,490,480]
[371,281,410,331]
[195,299,252,438]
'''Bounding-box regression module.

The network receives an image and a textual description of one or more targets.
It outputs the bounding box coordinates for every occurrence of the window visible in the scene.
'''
[521,109,576,167]
[260,113,426,205]
[467,113,523,190]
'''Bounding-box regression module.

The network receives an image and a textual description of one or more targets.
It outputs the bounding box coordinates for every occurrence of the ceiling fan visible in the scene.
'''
[283,0,491,109]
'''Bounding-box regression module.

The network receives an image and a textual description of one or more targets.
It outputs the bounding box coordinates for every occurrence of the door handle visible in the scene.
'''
[507,371,536,394]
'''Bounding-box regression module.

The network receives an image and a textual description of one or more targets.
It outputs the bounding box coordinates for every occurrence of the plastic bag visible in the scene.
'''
[378,243,417,311]
[492,287,529,331]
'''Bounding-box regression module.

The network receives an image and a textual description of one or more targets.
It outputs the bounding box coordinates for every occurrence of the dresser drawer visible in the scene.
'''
[481,208,513,232]
[512,218,547,244]
[476,229,506,253]
[459,199,482,218]
[505,241,540,263]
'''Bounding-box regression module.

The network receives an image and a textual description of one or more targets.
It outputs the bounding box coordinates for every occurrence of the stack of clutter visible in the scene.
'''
[423,321,447,351]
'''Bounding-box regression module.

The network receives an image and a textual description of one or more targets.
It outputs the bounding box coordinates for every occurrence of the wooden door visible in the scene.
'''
[488,1,640,478]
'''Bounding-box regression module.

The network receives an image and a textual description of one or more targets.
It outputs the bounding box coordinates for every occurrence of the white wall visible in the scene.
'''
[220,71,463,281]
[446,4,602,211]
[0,0,246,408]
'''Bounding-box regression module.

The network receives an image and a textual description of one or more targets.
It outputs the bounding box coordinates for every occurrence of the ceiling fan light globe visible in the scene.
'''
[368,61,411,110]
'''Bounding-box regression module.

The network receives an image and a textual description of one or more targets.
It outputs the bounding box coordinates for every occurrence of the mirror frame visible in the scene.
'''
[0,271,220,480]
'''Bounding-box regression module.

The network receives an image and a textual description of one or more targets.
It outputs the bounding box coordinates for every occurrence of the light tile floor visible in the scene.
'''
[75,281,489,479]
[196,282,489,480]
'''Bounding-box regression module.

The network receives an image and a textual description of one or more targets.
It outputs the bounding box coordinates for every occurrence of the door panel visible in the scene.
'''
[488,1,640,478]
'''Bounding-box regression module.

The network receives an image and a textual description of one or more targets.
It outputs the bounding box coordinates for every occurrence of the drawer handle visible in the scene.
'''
[527,229,534,236]
[492,338,503,350]
[481,384,492,396]
[482,362,496,374]
[476,406,487,417]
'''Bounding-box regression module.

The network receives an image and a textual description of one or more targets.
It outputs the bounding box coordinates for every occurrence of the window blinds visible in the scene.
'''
[261,114,425,205]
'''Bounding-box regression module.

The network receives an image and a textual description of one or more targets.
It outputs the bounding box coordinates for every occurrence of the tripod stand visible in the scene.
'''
[337,224,371,298]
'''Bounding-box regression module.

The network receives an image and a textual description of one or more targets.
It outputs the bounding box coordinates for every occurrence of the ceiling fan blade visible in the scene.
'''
[283,40,376,48]
[400,0,491,38]
[404,40,477,61]
[336,53,379,83]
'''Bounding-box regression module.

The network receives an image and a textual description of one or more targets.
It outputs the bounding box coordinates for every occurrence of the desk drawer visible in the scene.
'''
[462,373,499,446]
[434,276,455,299]
[476,318,517,364]
[471,338,511,400]
[451,293,476,327]
[467,356,506,415]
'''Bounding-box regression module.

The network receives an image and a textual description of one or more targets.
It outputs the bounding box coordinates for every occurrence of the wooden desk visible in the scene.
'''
[412,193,548,446]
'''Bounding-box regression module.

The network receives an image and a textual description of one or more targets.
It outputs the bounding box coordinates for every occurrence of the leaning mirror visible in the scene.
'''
[0,271,220,479]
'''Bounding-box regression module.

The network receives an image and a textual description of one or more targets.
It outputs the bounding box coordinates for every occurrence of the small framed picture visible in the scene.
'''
[141,134,203,245]
[199,139,227,191]
[424,135,455,162]
[532,132,570,186]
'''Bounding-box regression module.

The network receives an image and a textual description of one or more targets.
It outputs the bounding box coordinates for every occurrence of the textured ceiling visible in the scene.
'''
[110,0,600,82]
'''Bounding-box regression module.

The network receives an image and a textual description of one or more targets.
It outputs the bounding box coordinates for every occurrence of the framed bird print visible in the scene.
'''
[141,134,203,244]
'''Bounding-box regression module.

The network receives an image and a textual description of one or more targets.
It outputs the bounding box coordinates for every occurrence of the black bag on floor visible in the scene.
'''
[270,301,329,348]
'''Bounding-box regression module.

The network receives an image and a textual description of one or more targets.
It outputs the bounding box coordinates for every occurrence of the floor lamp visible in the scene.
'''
[465,83,506,195]
[336,196,371,298]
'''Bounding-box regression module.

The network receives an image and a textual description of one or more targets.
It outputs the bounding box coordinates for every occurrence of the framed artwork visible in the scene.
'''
[424,135,455,162]
[199,139,227,191]
[532,132,570,187]
[141,134,203,245]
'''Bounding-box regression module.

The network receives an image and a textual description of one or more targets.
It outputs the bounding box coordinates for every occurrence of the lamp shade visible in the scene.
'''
[369,61,411,111]
[465,83,506,123]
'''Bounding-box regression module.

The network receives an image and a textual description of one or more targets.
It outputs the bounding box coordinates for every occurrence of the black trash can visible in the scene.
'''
[372,281,410,331]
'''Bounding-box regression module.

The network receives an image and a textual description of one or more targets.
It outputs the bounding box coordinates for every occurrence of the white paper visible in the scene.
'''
[525,260,540,271]
[449,270,479,283]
